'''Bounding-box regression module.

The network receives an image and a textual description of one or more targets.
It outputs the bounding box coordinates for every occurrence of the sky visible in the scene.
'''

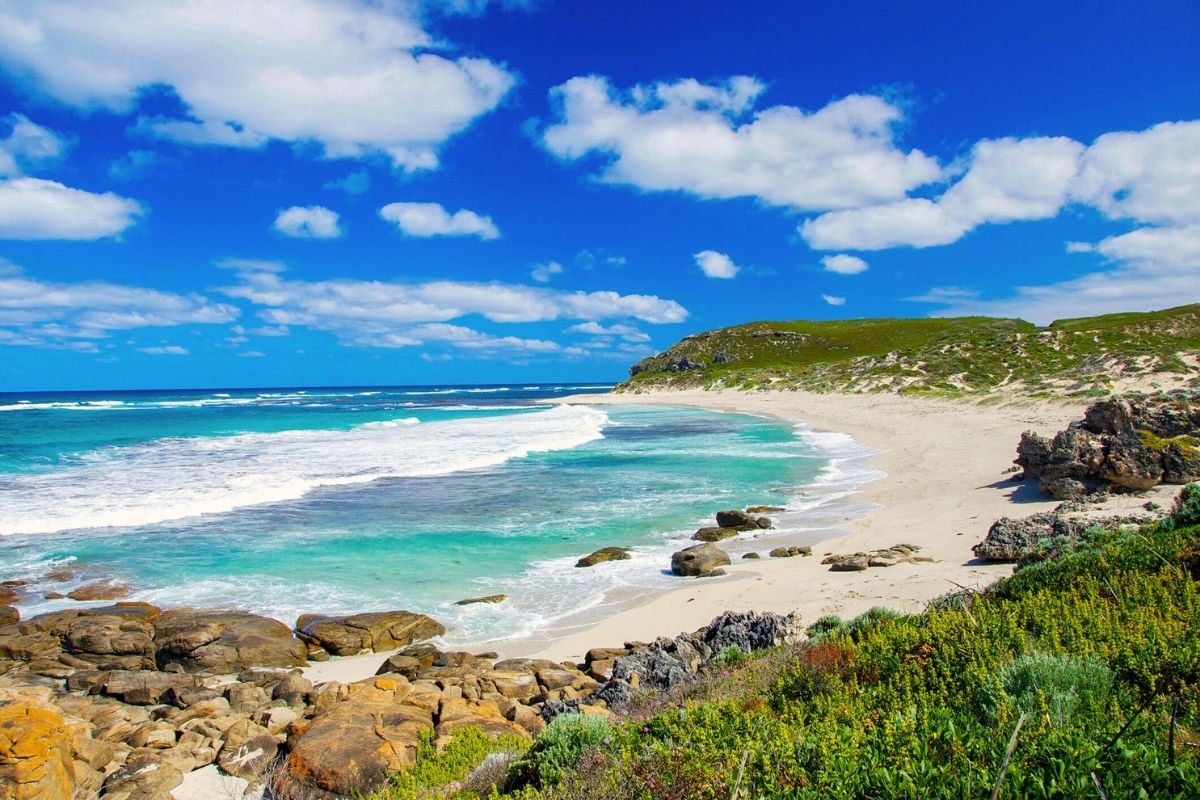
[0,0,1197,391]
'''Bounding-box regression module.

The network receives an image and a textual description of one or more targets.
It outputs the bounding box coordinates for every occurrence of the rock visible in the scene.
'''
[0,607,16,626]
[101,670,200,705]
[283,702,434,798]
[155,609,307,672]
[218,719,278,780]
[575,547,632,568]
[665,356,705,372]
[454,595,508,606]
[670,544,731,577]
[829,555,870,571]
[0,701,76,800]
[692,527,739,542]
[0,588,16,606]
[746,506,785,514]
[742,552,761,559]
[1041,477,1089,500]
[296,610,445,657]
[715,510,759,530]
[66,581,131,602]
[224,682,270,714]
[769,546,811,558]
[712,352,736,365]
[100,750,183,800]
[701,610,804,654]
[973,510,1150,563]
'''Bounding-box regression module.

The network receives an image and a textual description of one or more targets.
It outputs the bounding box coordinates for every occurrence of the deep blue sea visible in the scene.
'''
[0,384,874,646]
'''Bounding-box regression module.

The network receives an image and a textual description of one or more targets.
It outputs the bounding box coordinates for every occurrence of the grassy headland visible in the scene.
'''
[621,304,1200,398]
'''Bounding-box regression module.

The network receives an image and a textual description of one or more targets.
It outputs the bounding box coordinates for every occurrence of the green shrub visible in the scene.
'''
[1168,483,1200,529]
[845,606,905,638]
[996,652,1113,727]
[712,644,748,667]
[805,614,846,642]
[507,713,613,789]
[370,726,529,800]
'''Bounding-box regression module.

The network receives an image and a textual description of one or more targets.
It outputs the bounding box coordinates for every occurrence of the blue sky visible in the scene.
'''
[0,0,1197,391]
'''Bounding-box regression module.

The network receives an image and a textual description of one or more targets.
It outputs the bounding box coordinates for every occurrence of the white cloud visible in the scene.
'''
[694,250,739,279]
[217,263,686,351]
[911,224,1200,324]
[542,75,941,211]
[530,261,563,282]
[801,136,1084,250]
[0,266,238,350]
[108,149,162,180]
[0,177,144,240]
[248,324,290,337]
[821,254,868,275]
[0,114,67,177]
[379,201,499,239]
[140,345,189,355]
[1072,120,1200,225]
[0,0,515,172]
[238,350,266,357]
[821,294,846,306]
[564,321,650,342]
[324,169,370,195]
[273,205,342,239]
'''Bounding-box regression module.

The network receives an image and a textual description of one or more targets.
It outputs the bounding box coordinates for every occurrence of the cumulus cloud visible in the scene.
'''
[139,345,189,355]
[564,321,650,342]
[821,294,846,306]
[216,261,686,353]
[542,75,941,211]
[911,224,1200,324]
[0,114,67,177]
[0,265,239,351]
[273,205,342,239]
[694,250,740,279]
[802,136,1084,250]
[821,254,868,275]
[380,202,499,239]
[0,177,144,240]
[0,1,515,172]
[530,261,563,282]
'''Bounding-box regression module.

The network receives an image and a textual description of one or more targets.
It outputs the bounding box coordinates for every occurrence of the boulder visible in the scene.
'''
[0,701,76,800]
[575,547,632,568]
[0,608,16,626]
[296,610,444,657]
[1100,432,1164,490]
[154,609,307,673]
[746,505,785,514]
[769,546,811,558]
[715,510,759,530]
[101,670,200,705]
[0,588,16,606]
[67,581,131,602]
[218,719,278,780]
[742,552,761,559]
[454,594,508,606]
[99,750,183,800]
[829,555,870,571]
[670,544,731,577]
[692,527,739,542]
[284,702,434,798]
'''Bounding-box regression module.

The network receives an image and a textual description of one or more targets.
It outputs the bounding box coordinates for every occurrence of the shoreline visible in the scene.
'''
[296,387,1169,682]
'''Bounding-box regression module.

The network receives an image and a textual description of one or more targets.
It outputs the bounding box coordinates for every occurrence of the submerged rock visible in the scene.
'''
[670,544,731,577]
[454,595,508,606]
[67,582,131,602]
[692,526,740,542]
[574,547,631,568]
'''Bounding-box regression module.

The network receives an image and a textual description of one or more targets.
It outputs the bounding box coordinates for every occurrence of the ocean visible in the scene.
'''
[0,384,876,648]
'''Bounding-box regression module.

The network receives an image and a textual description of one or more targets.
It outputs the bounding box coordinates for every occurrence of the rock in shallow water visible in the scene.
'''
[574,547,631,568]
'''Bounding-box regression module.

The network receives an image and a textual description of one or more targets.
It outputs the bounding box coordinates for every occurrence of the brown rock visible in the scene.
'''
[154,609,307,672]
[484,671,538,700]
[769,546,812,558]
[535,668,581,692]
[746,505,785,514]
[670,543,731,577]
[283,702,433,797]
[296,610,444,656]
[218,719,278,780]
[714,509,759,530]
[101,670,200,705]
[0,607,16,626]
[454,594,507,605]
[574,547,631,568]
[0,587,16,606]
[0,701,76,800]
[742,552,761,559]
[829,555,870,572]
[67,582,131,602]
[100,750,183,800]
[44,570,75,583]
[692,526,740,542]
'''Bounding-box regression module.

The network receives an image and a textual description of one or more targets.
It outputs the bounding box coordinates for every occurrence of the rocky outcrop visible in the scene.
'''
[973,506,1155,562]
[155,609,308,673]
[822,544,928,571]
[1018,392,1200,499]
[0,697,77,800]
[670,544,731,577]
[574,547,631,568]
[712,352,736,365]
[665,356,705,372]
[295,610,444,657]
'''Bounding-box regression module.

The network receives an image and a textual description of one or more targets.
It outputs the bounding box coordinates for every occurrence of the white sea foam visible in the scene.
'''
[356,417,420,429]
[0,405,609,536]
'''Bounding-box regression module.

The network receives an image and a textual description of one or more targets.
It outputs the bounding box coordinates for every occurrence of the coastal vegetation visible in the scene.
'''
[621,303,1200,398]
[369,487,1200,799]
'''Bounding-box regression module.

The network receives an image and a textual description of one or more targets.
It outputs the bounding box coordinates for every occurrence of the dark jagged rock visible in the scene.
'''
[665,356,705,372]
[701,610,803,654]
[295,610,444,657]
[670,544,731,577]
[712,352,736,364]
[1018,392,1200,498]
[574,547,632,568]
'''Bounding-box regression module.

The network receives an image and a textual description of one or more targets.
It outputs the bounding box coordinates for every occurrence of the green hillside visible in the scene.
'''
[620,304,1200,398]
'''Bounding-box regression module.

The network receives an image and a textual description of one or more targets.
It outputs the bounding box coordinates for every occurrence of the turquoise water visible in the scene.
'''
[0,385,863,645]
